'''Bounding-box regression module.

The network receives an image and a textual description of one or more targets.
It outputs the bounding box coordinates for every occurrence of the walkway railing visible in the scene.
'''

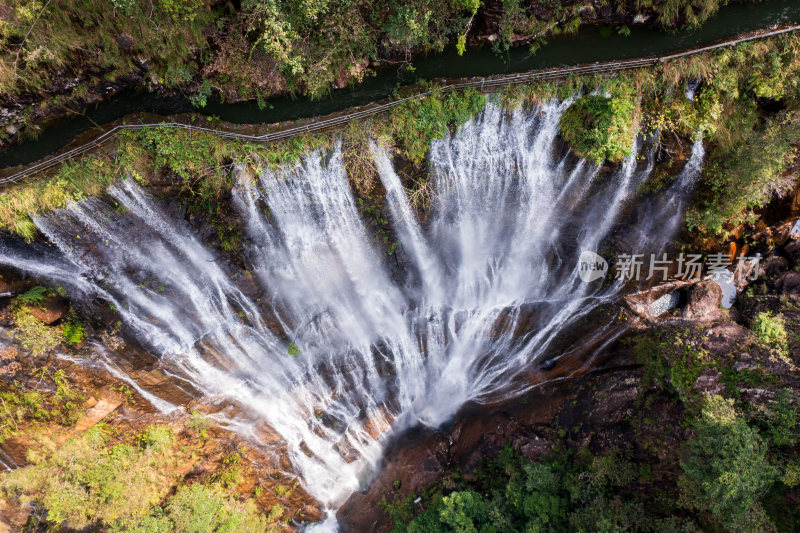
[1,23,798,186]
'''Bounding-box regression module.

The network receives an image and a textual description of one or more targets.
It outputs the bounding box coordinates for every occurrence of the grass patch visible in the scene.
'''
[0,156,117,241]
[15,286,48,307]
[0,126,332,242]
[0,0,212,97]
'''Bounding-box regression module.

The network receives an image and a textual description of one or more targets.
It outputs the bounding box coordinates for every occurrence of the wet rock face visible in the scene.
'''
[336,383,571,532]
[337,355,644,532]
[786,238,800,258]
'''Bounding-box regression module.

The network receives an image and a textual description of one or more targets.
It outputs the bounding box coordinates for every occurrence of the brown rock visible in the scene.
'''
[27,297,67,325]
[57,398,123,444]
[559,370,641,427]
[774,271,800,295]
[677,279,723,322]
[692,367,725,396]
[761,255,789,277]
[624,280,691,320]
[515,433,551,460]
[701,322,751,355]
[337,432,445,532]
[116,33,135,52]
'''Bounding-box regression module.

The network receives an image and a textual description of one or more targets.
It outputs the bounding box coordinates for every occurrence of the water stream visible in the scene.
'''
[0,101,704,522]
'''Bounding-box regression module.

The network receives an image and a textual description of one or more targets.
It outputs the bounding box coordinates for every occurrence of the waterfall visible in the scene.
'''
[0,100,704,511]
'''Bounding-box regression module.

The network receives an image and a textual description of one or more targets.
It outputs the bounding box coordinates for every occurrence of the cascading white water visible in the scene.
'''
[0,99,704,513]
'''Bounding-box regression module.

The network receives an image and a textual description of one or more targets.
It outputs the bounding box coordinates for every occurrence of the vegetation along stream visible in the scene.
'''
[1,0,799,170]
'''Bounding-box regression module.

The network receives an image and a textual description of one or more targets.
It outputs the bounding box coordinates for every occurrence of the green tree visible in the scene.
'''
[680,395,777,532]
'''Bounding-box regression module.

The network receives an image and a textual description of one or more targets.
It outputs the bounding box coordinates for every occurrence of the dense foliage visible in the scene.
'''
[1,422,286,531]
[0,0,743,119]
[3,425,178,529]
[559,94,637,164]
[0,85,488,243]
[130,484,275,533]
[679,396,777,532]
[5,29,800,243]
[385,446,691,532]
[663,36,800,235]
[388,87,486,163]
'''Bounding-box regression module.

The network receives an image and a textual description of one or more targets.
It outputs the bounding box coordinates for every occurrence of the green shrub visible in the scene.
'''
[187,410,210,438]
[751,311,789,356]
[686,111,799,235]
[130,126,235,198]
[764,389,799,447]
[389,88,486,164]
[631,329,705,401]
[0,371,82,441]
[559,95,636,164]
[16,286,49,306]
[781,461,800,488]
[158,0,204,22]
[437,490,493,531]
[130,484,271,533]
[62,320,86,346]
[636,0,726,28]
[138,425,175,452]
[12,307,62,357]
[0,390,50,442]
[680,395,777,532]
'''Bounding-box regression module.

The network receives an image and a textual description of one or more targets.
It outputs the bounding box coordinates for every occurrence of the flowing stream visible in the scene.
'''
[0,100,704,519]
